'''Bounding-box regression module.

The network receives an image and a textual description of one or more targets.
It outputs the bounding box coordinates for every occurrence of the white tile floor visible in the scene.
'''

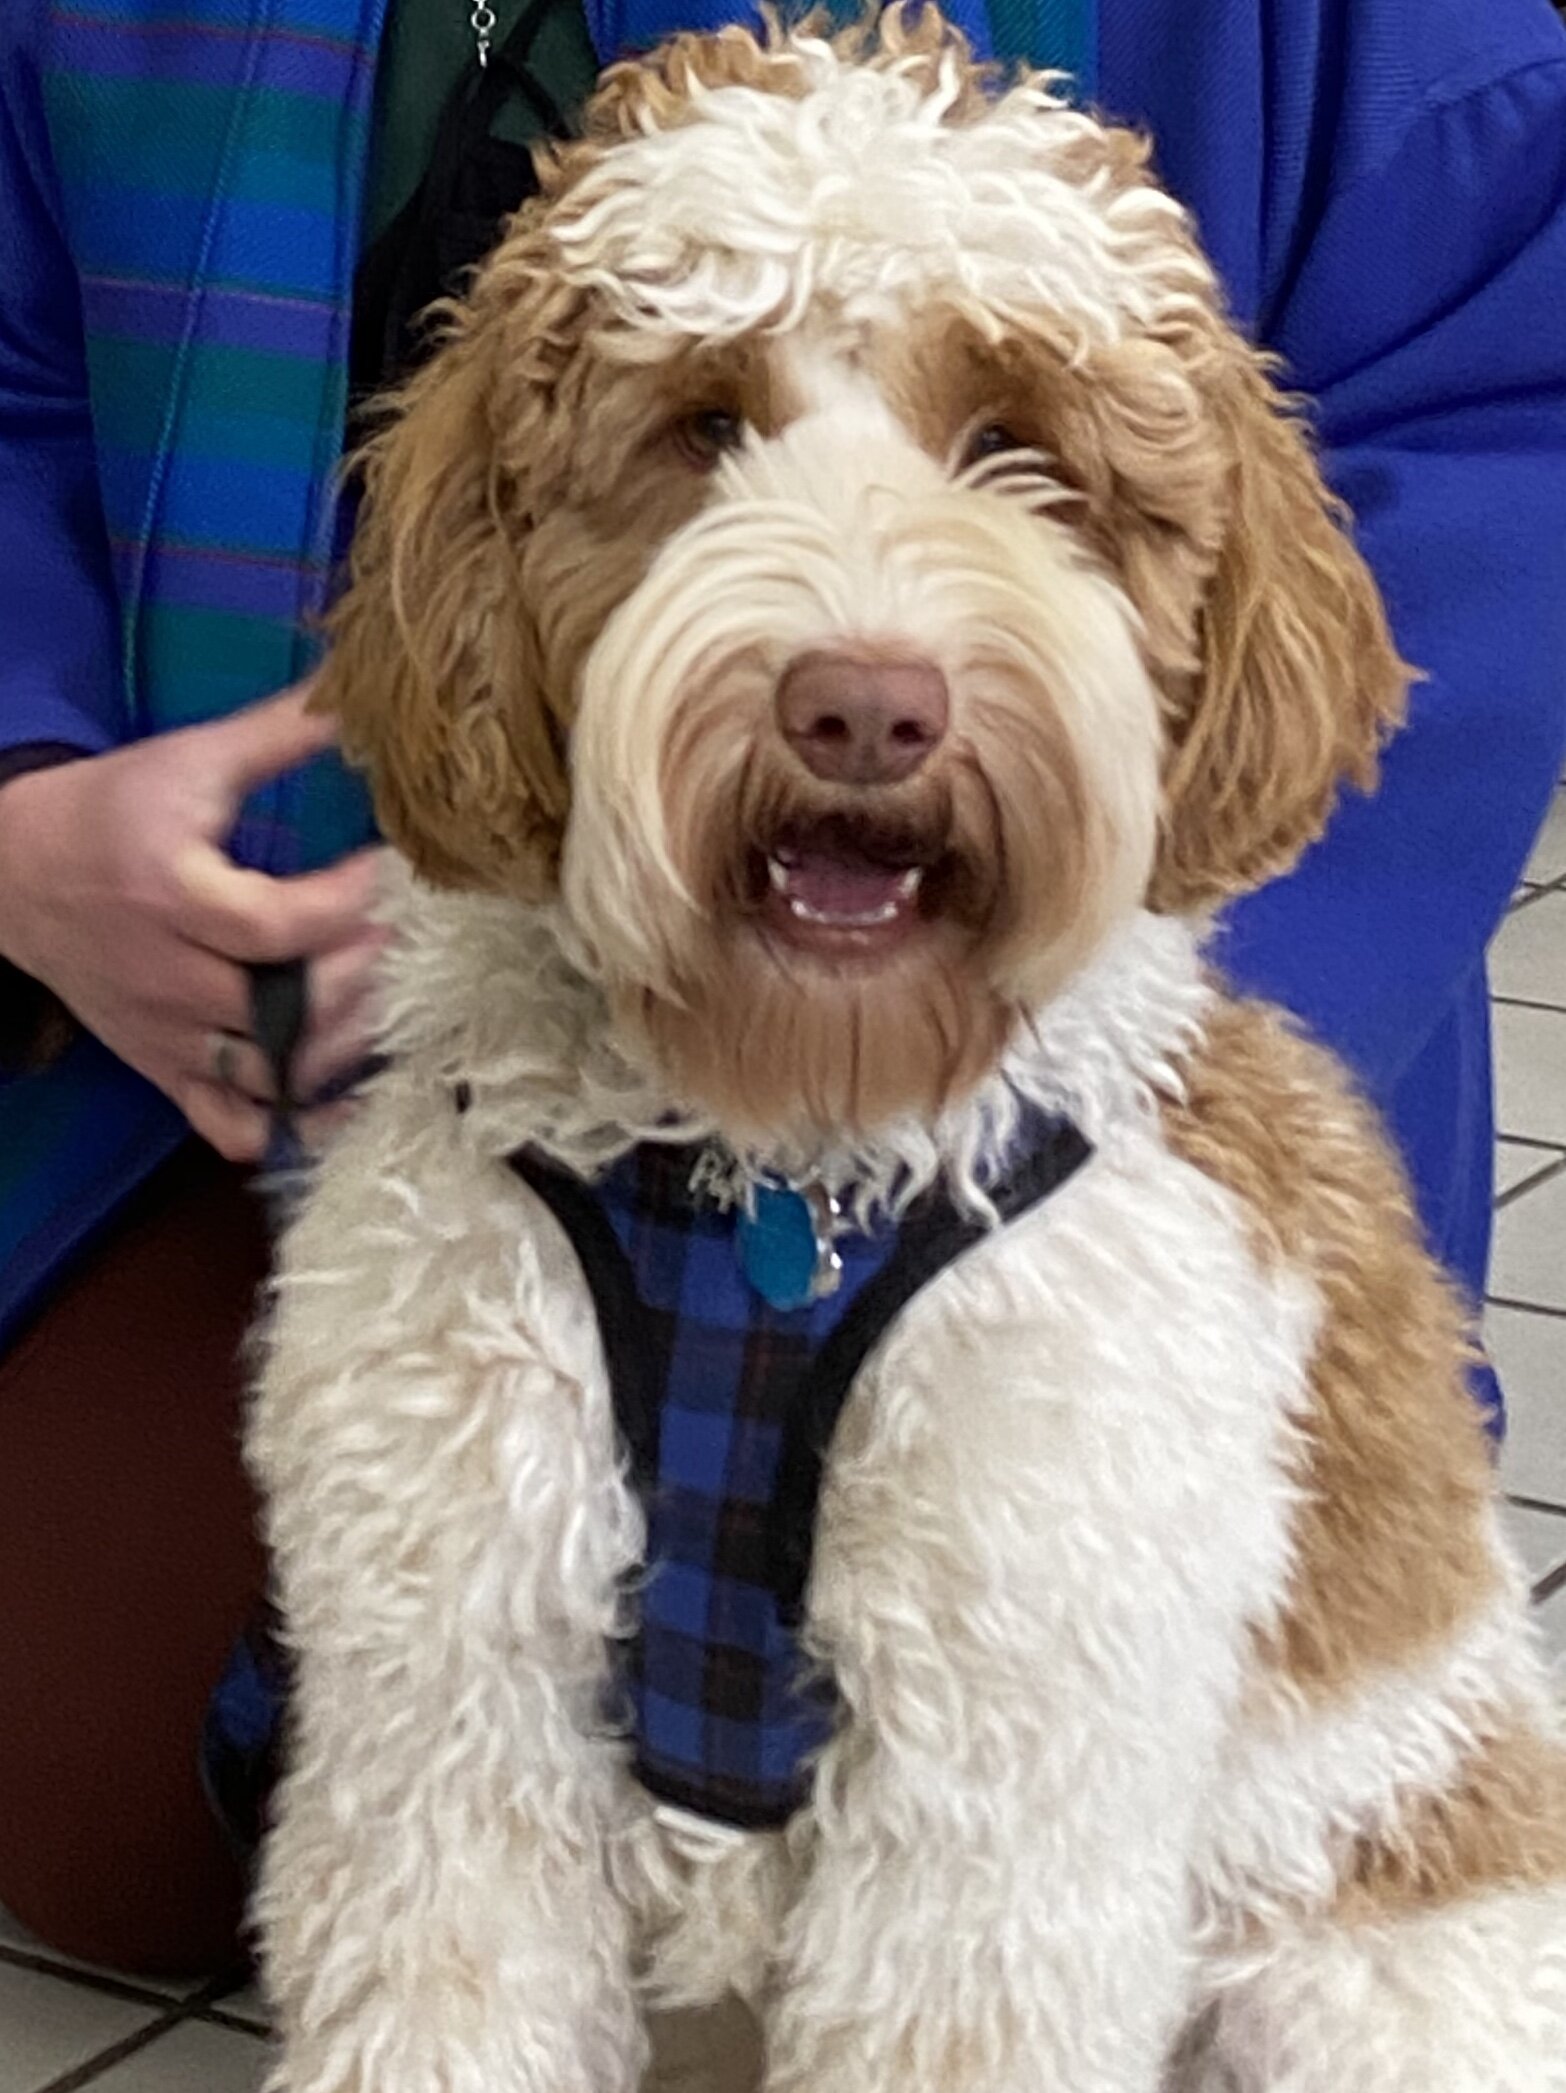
[3,788,1565,2088]
[0,1912,266,2093]
[1489,786,1566,1660]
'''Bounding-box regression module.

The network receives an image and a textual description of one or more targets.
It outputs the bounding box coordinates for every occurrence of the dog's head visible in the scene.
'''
[322,7,1407,1142]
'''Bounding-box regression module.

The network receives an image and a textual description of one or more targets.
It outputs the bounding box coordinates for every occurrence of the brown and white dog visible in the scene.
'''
[249,13,1566,2091]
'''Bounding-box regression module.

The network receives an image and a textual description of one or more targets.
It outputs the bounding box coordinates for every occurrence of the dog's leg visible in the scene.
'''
[1199,1887,1566,2092]
[249,1102,646,2093]
[761,1156,1313,2093]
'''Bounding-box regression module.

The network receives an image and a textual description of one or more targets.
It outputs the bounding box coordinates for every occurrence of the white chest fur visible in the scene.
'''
[618,1114,1318,2014]
[253,899,1323,2093]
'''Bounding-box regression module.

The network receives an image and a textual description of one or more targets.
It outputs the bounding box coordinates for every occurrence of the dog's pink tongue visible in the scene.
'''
[784,852,908,917]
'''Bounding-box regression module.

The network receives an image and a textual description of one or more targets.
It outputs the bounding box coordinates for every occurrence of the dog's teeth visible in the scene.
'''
[774,859,922,928]
[788,896,903,928]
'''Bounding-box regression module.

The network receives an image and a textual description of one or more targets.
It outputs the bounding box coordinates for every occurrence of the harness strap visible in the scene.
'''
[505,1119,1092,1625]
[769,1119,1091,1625]
[508,1143,667,1493]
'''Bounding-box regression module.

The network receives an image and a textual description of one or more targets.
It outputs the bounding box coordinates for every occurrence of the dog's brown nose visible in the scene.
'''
[776,651,949,786]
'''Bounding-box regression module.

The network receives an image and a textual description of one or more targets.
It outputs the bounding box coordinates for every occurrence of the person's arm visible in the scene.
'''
[0,0,124,771]
[0,5,387,1151]
[1221,48,1566,1103]
[0,5,125,1065]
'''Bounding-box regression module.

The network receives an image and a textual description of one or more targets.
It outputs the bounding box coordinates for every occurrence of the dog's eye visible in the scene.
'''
[674,408,746,470]
[963,422,1027,468]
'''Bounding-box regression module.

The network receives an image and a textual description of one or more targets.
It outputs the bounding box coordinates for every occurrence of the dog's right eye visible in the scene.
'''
[963,421,1028,468]
[674,408,746,470]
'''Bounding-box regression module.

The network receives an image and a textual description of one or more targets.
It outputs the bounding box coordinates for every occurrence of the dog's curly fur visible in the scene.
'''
[252,13,1566,2091]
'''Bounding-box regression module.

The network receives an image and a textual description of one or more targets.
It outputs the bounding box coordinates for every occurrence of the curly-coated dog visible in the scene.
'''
[249,14,1566,2091]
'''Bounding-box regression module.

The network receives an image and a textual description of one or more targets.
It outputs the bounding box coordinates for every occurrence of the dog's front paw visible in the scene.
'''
[261,2003,648,2093]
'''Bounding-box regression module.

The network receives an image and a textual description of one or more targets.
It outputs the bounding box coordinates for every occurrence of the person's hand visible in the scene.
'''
[0,684,388,1161]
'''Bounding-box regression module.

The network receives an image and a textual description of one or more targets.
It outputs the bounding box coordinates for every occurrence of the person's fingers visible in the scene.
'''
[59,963,248,1079]
[185,1023,372,1114]
[172,846,387,966]
[180,1031,280,1111]
[154,947,256,1035]
[147,928,384,1117]
[187,681,335,802]
[177,1076,271,1165]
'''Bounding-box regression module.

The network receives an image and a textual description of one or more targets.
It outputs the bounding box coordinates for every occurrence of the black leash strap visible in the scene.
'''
[249,957,309,1138]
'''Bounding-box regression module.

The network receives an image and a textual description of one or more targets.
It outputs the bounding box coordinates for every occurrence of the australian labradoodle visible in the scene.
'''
[249,13,1566,2091]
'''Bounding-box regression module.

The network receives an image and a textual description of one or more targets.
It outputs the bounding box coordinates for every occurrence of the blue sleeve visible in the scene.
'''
[1218,51,1566,1105]
[0,1,124,762]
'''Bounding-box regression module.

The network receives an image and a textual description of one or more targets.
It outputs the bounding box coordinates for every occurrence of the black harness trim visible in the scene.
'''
[767,1118,1092,1625]
[504,1120,1093,1625]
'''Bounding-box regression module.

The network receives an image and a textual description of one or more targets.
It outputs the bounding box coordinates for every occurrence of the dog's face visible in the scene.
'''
[324,10,1406,1142]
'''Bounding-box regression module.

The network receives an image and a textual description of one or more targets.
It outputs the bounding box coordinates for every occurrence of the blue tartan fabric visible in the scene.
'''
[510,1116,1092,1828]
[532,1140,910,1829]
[199,1598,290,1858]
[0,0,389,1346]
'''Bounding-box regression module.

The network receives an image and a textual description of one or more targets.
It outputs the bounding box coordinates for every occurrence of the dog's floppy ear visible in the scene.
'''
[316,278,571,897]
[1149,345,1410,912]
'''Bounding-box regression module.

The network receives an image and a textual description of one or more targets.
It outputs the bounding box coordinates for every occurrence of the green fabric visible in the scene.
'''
[363,0,1088,252]
[984,0,1094,80]
[365,0,603,245]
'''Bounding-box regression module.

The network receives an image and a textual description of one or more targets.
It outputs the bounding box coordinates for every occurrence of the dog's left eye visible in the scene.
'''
[963,421,1028,467]
[674,408,747,469]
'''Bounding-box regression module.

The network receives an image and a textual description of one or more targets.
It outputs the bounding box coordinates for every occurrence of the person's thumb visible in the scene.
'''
[193,680,338,805]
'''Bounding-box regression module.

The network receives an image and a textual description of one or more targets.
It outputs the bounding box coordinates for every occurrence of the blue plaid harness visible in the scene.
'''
[202,1108,1090,1846]
[508,1112,1092,1830]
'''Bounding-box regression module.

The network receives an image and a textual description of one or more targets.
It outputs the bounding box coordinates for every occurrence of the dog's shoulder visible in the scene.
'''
[283,1056,514,1261]
[265,1053,598,1370]
[1159,989,1420,1273]
[1163,988,1501,1700]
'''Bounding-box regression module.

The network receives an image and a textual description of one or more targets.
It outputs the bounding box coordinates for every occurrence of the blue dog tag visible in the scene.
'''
[737,1185,830,1312]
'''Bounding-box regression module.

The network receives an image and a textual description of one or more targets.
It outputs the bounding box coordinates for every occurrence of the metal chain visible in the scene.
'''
[470,0,496,67]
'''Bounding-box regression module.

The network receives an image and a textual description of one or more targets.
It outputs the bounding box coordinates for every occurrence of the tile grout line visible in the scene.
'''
[1492,994,1566,1016]
[197,2006,270,2037]
[19,1968,257,2093]
[25,2011,191,2093]
[0,1945,178,2011]
[1494,1153,1566,1212]
[1502,1500,1566,1603]
[1488,1295,1566,1324]
[1504,875,1566,915]
[24,1975,241,2093]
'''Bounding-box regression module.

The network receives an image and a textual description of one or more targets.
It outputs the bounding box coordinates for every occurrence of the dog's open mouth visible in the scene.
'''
[748,818,945,958]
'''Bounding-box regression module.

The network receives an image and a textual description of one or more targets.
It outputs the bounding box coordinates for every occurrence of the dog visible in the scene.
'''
[248,13,1566,2090]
